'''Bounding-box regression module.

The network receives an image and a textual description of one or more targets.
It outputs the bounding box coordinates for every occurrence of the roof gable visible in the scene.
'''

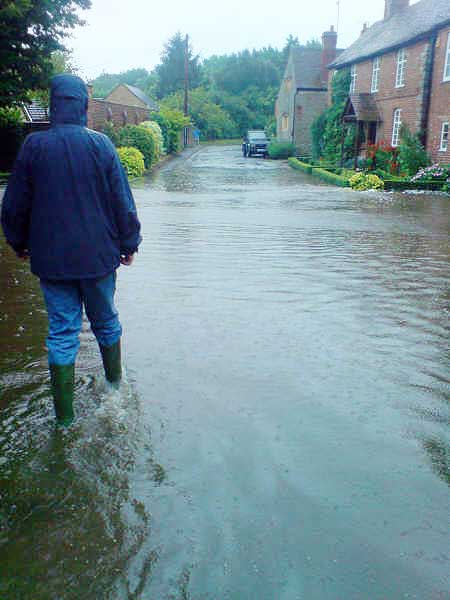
[290,47,324,89]
[123,84,159,111]
[330,0,450,68]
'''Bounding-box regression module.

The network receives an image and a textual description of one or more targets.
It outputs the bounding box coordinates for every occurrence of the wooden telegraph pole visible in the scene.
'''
[183,34,189,147]
[184,34,189,117]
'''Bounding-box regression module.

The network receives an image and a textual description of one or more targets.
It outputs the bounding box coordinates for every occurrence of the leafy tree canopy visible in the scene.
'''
[155,32,201,99]
[0,0,91,107]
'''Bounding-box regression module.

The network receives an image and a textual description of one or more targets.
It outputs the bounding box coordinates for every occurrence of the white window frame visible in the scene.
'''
[444,32,450,82]
[439,122,449,151]
[371,56,380,92]
[392,108,402,147]
[350,64,357,93]
[395,48,407,88]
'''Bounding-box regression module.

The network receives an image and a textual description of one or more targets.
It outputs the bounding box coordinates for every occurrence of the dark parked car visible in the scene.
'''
[242,130,269,158]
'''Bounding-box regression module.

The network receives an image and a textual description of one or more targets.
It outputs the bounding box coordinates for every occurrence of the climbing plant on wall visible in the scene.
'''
[311,68,354,163]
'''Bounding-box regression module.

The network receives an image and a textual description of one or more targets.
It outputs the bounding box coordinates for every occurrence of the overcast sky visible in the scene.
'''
[68,0,419,80]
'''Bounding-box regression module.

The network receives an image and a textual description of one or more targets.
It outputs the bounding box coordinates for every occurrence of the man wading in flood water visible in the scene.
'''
[1,74,142,427]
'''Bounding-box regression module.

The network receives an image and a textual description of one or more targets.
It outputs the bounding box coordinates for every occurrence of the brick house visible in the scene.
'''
[329,0,450,164]
[275,27,342,155]
[87,83,159,131]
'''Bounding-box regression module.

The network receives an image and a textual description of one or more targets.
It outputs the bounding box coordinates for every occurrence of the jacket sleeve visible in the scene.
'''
[108,146,142,256]
[1,138,33,255]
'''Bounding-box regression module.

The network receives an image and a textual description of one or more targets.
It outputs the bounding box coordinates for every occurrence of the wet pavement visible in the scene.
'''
[0,145,449,599]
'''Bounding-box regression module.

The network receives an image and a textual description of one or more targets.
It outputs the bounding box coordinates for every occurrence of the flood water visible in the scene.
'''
[0,145,449,599]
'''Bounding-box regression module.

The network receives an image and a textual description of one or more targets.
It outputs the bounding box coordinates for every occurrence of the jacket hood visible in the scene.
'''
[50,74,88,126]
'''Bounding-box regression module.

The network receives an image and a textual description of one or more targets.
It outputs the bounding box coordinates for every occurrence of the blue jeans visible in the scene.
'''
[40,272,122,365]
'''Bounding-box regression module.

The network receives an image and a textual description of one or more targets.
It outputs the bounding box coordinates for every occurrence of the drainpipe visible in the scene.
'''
[291,89,299,148]
[420,33,437,149]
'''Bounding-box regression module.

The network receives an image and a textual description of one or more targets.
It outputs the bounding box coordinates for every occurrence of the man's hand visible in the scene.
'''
[120,254,134,266]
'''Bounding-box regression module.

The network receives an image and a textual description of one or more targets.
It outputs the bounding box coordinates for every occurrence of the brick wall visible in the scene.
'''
[87,99,150,132]
[427,26,450,163]
[340,29,449,164]
[351,38,429,146]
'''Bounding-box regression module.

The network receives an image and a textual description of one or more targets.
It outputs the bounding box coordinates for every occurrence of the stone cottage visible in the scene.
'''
[275,27,342,155]
[329,0,450,163]
[87,83,159,131]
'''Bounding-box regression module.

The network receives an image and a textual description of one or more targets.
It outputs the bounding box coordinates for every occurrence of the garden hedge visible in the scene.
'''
[288,157,312,174]
[311,168,350,187]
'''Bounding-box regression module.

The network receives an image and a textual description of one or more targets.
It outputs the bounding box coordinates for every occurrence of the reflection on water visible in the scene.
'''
[1,145,449,599]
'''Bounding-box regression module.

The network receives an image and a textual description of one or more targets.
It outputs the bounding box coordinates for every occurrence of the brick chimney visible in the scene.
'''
[384,0,409,20]
[321,25,338,85]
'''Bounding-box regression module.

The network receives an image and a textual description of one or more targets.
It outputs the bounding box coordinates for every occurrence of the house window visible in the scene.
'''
[391,108,402,146]
[444,32,450,82]
[395,48,407,87]
[282,114,289,131]
[440,122,449,151]
[350,64,357,93]
[371,57,380,92]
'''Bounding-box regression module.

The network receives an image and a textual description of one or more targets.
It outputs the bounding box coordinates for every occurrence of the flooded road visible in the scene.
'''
[1,145,449,599]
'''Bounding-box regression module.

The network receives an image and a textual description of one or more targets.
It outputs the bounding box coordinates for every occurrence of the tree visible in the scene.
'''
[155,32,201,99]
[162,88,236,139]
[0,0,91,107]
[283,35,301,60]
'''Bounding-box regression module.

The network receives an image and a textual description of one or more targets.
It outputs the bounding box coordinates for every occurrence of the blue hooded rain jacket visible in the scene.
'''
[1,74,142,280]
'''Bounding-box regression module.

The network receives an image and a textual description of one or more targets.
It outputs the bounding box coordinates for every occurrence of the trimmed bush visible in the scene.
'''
[384,179,447,191]
[288,157,312,174]
[140,120,165,159]
[268,142,295,159]
[117,147,145,178]
[118,125,156,168]
[311,168,350,187]
[349,172,384,191]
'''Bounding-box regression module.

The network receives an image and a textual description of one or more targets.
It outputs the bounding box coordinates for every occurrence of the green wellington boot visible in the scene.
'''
[49,364,75,427]
[99,340,122,388]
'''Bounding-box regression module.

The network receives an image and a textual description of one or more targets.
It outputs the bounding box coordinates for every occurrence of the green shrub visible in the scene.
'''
[140,120,164,159]
[398,126,431,176]
[312,168,351,187]
[152,109,190,154]
[349,172,384,191]
[288,157,312,174]
[101,121,120,146]
[0,107,23,128]
[118,125,156,168]
[117,147,145,178]
[268,142,295,159]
